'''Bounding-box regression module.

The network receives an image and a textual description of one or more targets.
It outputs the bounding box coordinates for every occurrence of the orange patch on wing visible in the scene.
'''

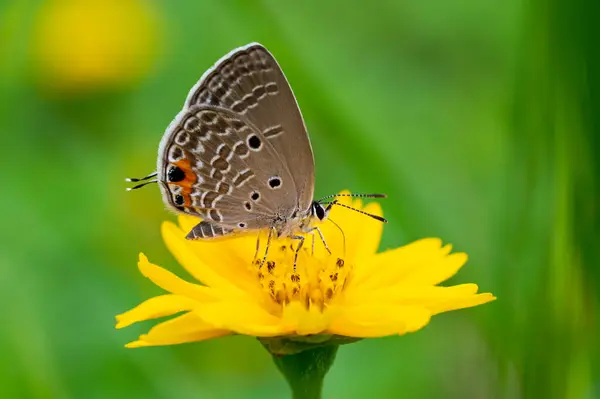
[169,158,198,207]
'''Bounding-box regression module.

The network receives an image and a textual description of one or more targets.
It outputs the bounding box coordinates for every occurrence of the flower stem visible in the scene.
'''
[271,344,339,399]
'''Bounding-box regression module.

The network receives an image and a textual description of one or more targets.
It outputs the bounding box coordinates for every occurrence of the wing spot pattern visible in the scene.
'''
[216,181,231,195]
[199,110,218,125]
[183,116,200,131]
[253,85,267,100]
[188,47,276,108]
[263,125,284,139]
[211,169,224,180]
[201,191,220,208]
[168,146,184,162]
[175,130,190,145]
[209,209,223,222]
[265,82,278,94]
[233,169,255,187]
[233,141,249,158]
[247,135,262,151]
[268,176,282,189]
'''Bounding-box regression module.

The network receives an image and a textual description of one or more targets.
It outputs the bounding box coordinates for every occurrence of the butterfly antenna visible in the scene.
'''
[327,217,346,256]
[317,193,387,202]
[323,201,387,223]
[126,179,158,191]
[125,172,158,183]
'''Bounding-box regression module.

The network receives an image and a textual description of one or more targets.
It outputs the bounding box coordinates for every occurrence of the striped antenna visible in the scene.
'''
[317,193,386,202]
[322,201,387,223]
[125,172,158,191]
[125,172,157,183]
[126,179,158,191]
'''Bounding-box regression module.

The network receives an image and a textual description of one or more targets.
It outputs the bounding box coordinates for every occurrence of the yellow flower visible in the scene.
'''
[33,0,161,93]
[116,194,495,348]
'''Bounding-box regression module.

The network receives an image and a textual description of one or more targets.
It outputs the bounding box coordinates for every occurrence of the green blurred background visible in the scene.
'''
[1,0,599,398]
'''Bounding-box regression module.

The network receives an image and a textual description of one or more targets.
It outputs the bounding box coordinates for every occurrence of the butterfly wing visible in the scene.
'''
[157,105,298,234]
[185,43,315,212]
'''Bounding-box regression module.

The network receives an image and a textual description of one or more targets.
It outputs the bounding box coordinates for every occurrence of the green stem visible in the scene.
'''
[271,345,339,399]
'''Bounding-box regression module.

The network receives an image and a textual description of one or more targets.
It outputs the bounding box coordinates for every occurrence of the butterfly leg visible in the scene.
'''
[261,227,275,266]
[306,227,331,255]
[290,235,306,271]
[253,234,261,263]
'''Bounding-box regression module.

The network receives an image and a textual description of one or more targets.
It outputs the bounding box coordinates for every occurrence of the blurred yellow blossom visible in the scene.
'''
[116,194,495,349]
[33,0,161,93]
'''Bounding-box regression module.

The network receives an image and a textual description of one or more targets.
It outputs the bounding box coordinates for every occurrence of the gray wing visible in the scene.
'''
[157,105,298,232]
[185,43,315,211]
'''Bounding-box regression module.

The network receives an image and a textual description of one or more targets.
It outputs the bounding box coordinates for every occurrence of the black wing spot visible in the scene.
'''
[248,135,262,150]
[268,176,281,189]
[167,166,185,183]
[238,222,246,228]
[174,195,184,205]
[245,202,252,211]
[251,191,260,201]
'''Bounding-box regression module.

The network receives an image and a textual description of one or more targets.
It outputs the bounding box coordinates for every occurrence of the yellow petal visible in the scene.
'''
[328,303,431,337]
[354,283,479,304]
[350,238,447,290]
[194,302,287,337]
[137,253,217,301]
[379,250,466,289]
[429,293,496,315]
[177,214,202,236]
[125,312,229,348]
[115,294,198,329]
[403,252,468,287]
[351,283,495,314]
[161,222,257,298]
[352,282,494,309]
[281,302,332,335]
[353,202,384,260]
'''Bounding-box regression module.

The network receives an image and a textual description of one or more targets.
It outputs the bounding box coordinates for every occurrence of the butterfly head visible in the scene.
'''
[313,193,388,225]
[310,201,330,222]
[312,201,328,221]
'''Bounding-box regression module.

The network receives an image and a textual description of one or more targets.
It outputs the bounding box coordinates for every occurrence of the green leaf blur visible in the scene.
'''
[1,0,598,398]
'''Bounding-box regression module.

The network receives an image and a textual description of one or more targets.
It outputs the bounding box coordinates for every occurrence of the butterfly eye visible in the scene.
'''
[314,203,326,220]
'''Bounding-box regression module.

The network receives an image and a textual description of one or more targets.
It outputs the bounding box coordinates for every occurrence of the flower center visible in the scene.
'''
[253,244,350,313]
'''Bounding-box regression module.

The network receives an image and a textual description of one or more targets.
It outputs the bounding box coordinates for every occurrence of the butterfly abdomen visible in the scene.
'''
[185,221,233,240]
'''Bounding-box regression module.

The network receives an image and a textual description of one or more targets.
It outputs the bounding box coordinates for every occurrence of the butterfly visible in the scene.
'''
[127,43,386,267]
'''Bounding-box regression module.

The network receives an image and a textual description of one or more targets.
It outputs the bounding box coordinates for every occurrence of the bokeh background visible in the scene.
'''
[1,0,599,398]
